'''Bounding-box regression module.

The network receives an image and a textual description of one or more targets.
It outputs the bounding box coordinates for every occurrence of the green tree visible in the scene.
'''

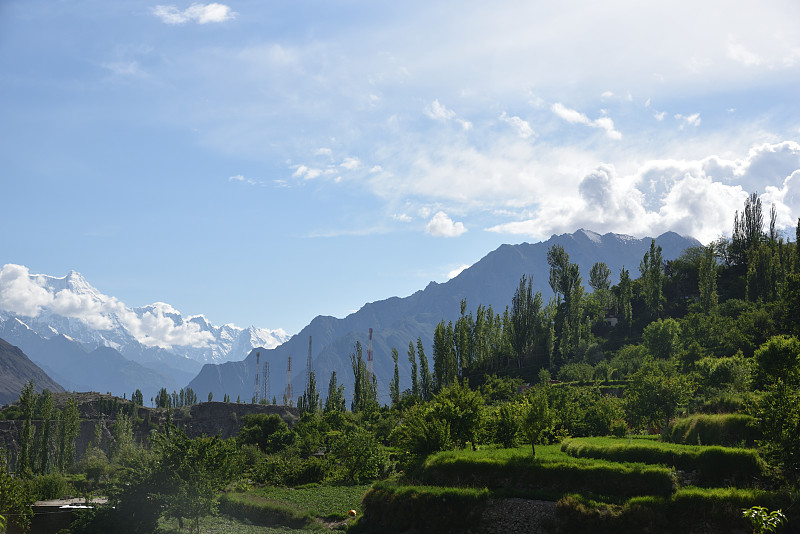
[330,427,387,482]
[350,341,378,413]
[389,347,400,406]
[299,370,320,414]
[35,389,54,474]
[640,239,665,321]
[417,337,433,401]
[624,357,694,432]
[56,397,80,472]
[432,320,457,391]
[521,387,550,457]
[617,266,633,328]
[148,426,239,533]
[324,371,346,413]
[0,456,32,533]
[431,379,484,451]
[642,318,682,360]
[753,335,800,388]
[698,245,719,312]
[237,413,295,454]
[131,389,144,406]
[589,261,611,291]
[17,380,36,476]
[755,378,800,484]
[407,341,420,400]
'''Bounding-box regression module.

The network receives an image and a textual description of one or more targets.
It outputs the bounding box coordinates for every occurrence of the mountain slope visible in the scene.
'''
[0,318,179,401]
[0,337,64,404]
[189,230,701,404]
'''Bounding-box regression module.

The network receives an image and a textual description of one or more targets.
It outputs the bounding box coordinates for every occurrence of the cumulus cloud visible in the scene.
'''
[0,264,52,317]
[485,141,800,244]
[500,112,534,139]
[341,157,361,170]
[152,3,235,24]
[551,103,622,139]
[425,211,467,237]
[0,264,213,349]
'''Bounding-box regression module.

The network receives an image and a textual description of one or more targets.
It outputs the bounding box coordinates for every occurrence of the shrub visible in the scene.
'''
[23,472,76,501]
[664,413,760,447]
[361,481,489,534]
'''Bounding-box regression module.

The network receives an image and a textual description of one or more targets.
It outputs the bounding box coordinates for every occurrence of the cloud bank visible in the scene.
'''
[0,264,214,349]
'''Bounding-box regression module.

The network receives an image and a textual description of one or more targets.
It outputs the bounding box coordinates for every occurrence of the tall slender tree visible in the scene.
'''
[417,338,432,401]
[389,347,400,406]
[640,239,665,321]
[407,341,420,400]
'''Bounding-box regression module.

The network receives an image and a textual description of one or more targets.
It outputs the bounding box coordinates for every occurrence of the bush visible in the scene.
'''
[417,447,675,499]
[561,437,764,486]
[23,472,76,501]
[217,492,311,528]
[361,481,489,534]
[664,413,760,447]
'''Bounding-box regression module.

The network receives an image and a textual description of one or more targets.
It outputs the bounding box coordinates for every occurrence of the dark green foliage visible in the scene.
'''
[324,371,346,413]
[555,488,794,534]
[753,335,800,388]
[21,472,76,501]
[0,455,32,532]
[561,438,765,486]
[624,357,694,432]
[330,426,391,482]
[237,413,295,454]
[217,492,313,528]
[754,379,800,483]
[361,481,489,534]
[640,240,665,321]
[417,448,675,499]
[249,454,331,486]
[664,413,760,447]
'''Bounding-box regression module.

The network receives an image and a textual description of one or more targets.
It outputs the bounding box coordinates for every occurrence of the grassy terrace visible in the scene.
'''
[359,441,796,533]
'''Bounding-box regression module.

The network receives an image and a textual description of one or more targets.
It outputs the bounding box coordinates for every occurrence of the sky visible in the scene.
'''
[2,0,800,340]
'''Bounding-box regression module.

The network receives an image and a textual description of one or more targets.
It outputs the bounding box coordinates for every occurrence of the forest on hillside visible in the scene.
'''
[2,191,799,533]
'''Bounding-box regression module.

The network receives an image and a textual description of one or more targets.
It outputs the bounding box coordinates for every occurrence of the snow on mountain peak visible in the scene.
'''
[0,263,288,363]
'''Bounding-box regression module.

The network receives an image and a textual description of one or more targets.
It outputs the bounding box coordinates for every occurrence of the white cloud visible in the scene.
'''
[425,211,467,237]
[341,157,361,170]
[551,103,622,139]
[315,147,333,157]
[425,99,456,121]
[0,264,213,348]
[484,141,800,244]
[728,41,762,67]
[392,213,412,222]
[500,112,534,139]
[675,113,701,128]
[0,264,52,317]
[228,174,257,185]
[447,264,470,279]
[151,3,235,25]
[292,164,323,180]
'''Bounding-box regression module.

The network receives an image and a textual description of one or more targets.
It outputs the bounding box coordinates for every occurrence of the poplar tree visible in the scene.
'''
[417,338,433,401]
[389,347,400,406]
[407,341,419,400]
[17,380,36,475]
[56,398,80,472]
[698,245,718,312]
[36,389,54,474]
[640,240,665,321]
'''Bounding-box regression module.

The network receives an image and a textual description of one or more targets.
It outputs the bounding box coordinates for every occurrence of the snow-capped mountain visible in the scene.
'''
[0,267,289,369]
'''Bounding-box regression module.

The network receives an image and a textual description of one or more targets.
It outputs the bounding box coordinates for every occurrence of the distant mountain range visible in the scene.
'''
[0,270,288,400]
[1,230,700,405]
[188,229,701,404]
[0,337,64,404]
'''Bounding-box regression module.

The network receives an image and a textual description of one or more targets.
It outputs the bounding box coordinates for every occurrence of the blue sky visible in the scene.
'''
[2,0,800,338]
